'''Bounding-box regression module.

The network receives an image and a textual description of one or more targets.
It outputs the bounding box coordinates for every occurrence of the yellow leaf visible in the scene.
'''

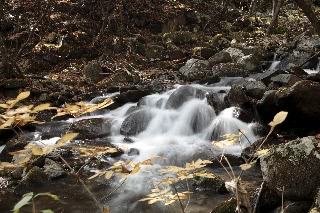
[269,111,288,127]
[32,147,44,156]
[32,103,55,112]
[16,91,31,101]
[56,133,79,146]
[141,159,154,165]
[0,162,16,170]
[165,199,176,205]
[0,103,10,108]
[65,103,80,111]
[41,146,55,155]
[130,163,141,175]
[104,171,113,179]
[240,163,253,171]
[257,149,269,156]
[0,117,15,129]
[88,173,101,180]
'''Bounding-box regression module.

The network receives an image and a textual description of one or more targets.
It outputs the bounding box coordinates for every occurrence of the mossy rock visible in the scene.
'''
[145,44,166,61]
[163,31,195,45]
[192,47,217,59]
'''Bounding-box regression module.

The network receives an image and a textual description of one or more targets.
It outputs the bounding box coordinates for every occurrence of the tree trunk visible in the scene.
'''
[268,0,283,34]
[294,0,320,36]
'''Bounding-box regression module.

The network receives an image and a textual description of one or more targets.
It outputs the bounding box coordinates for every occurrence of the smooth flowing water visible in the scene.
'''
[0,82,259,213]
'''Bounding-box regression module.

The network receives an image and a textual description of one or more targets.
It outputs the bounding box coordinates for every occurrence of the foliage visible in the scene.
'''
[0,91,55,129]
[12,192,64,213]
[139,188,191,206]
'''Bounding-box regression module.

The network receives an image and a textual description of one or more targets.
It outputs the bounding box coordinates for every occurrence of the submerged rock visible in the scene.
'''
[260,136,320,200]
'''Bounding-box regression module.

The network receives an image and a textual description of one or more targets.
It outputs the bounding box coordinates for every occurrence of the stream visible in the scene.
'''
[1,79,261,213]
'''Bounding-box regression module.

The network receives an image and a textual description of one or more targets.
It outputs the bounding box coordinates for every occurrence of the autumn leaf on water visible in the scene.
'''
[56,133,79,146]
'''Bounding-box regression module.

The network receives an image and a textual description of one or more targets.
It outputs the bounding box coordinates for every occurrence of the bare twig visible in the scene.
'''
[253,181,265,213]
[172,183,185,213]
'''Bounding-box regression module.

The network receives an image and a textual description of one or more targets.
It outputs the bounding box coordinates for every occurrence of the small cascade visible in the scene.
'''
[304,57,320,74]
[100,84,257,212]
[267,54,281,71]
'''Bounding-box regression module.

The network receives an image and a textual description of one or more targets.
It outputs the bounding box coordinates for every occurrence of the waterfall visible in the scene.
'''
[101,84,257,212]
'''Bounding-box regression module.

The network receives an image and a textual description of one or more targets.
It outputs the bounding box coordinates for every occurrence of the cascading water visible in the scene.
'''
[304,57,320,74]
[96,84,257,212]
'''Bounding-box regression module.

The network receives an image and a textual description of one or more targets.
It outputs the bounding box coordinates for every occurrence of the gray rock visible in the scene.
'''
[165,85,206,109]
[206,92,226,114]
[223,47,244,62]
[275,80,320,120]
[208,51,232,66]
[179,58,210,81]
[260,136,320,200]
[70,118,112,140]
[243,80,267,99]
[307,72,320,82]
[256,69,287,85]
[43,158,67,179]
[120,108,153,136]
[100,69,140,88]
[225,84,251,108]
[211,63,250,77]
[270,74,301,87]
[238,54,262,73]
[83,60,104,84]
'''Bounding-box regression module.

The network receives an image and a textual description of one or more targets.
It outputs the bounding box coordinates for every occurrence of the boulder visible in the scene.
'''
[256,69,287,85]
[223,47,244,62]
[70,118,112,140]
[307,72,320,82]
[270,74,301,87]
[206,92,227,114]
[120,108,153,136]
[165,85,206,109]
[192,47,217,59]
[43,158,67,179]
[208,51,233,66]
[115,89,152,105]
[260,136,320,200]
[225,84,252,108]
[275,80,320,120]
[242,80,267,99]
[211,198,237,213]
[82,60,104,84]
[99,69,140,88]
[211,63,250,77]
[256,90,280,125]
[163,31,195,45]
[14,167,49,195]
[273,201,312,213]
[178,58,210,81]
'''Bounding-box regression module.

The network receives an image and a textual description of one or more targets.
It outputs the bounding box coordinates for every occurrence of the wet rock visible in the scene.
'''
[242,80,267,99]
[270,74,301,87]
[14,167,49,195]
[192,47,217,59]
[43,158,67,179]
[165,85,206,109]
[115,89,152,105]
[275,81,320,121]
[82,60,104,84]
[120,108,153,136]
[178,58,210,81]
[206,92,226,114]
[208,51,232,66]
[256,69,287,85]
[254,183,281,212]
[211,63,250,77]
[256,90,280,125]
[273,201,312,213]
[1,79,28,89]
[211,198,237,213]
[128,148,140,156]
[260,136,320,200]
[238,54,262,73]
[70,118,112,140]
[0,137,28,162]
[307,72,320,82]
[145,44,166,61]
[209,154,243,168]
[225,84,252,108]
[193,175,227,193]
